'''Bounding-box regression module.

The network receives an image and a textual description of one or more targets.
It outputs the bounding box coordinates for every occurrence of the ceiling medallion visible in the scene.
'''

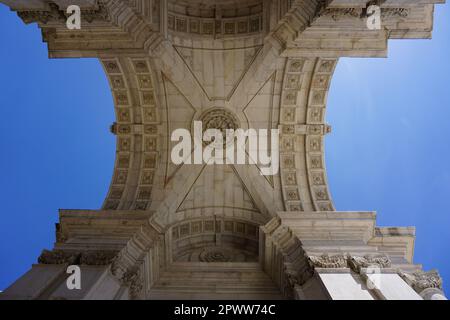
[199,248,232,262]
[198,108,240,148]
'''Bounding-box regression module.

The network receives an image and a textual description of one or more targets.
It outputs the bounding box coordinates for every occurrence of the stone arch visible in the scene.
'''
[100,53,337,216]
[101,57,160,211]
[2,0,446,300]
[279,57,337,212]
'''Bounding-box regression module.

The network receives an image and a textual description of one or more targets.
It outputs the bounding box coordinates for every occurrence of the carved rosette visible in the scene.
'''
[198,247,233,262]
[199,108,240,148]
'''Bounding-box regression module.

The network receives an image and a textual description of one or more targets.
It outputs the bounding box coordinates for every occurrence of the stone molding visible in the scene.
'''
[308,254,392,272]
[38,249,79,265]
[9,0,441,58]
[38,249,118,265]
[17,1,110,25]
[308,254,348,269]
[80,250,118,266]
[348,255,392,273]
[318,6,410,22]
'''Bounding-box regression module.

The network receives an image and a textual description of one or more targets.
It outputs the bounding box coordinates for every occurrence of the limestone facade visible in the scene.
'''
[0,0,447,300]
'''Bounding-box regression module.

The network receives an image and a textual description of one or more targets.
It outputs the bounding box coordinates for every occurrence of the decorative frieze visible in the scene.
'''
[17,1,110,25]
[168,14,262,37]
[318,6,409,21]
[171,219,259,243]
[400,270,443,293]
[382,8,409,19]
[308,254,392,272]
[309,254,348,269]
[79,250,118,266]
[348,254,391,273]
[38,249,118,266]
[319,8,362,21]
[38,250,79,265]
[17,3,65,25]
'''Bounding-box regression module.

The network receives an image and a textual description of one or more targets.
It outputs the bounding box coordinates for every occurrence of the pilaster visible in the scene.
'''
[260,211,447,300]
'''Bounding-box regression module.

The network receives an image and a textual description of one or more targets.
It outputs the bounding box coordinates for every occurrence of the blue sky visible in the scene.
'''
[0,4,115,291]
[0,3,449,295]
[326,4,450,294]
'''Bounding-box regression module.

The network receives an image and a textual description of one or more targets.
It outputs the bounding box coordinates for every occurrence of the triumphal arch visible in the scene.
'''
[0,0,447,300]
